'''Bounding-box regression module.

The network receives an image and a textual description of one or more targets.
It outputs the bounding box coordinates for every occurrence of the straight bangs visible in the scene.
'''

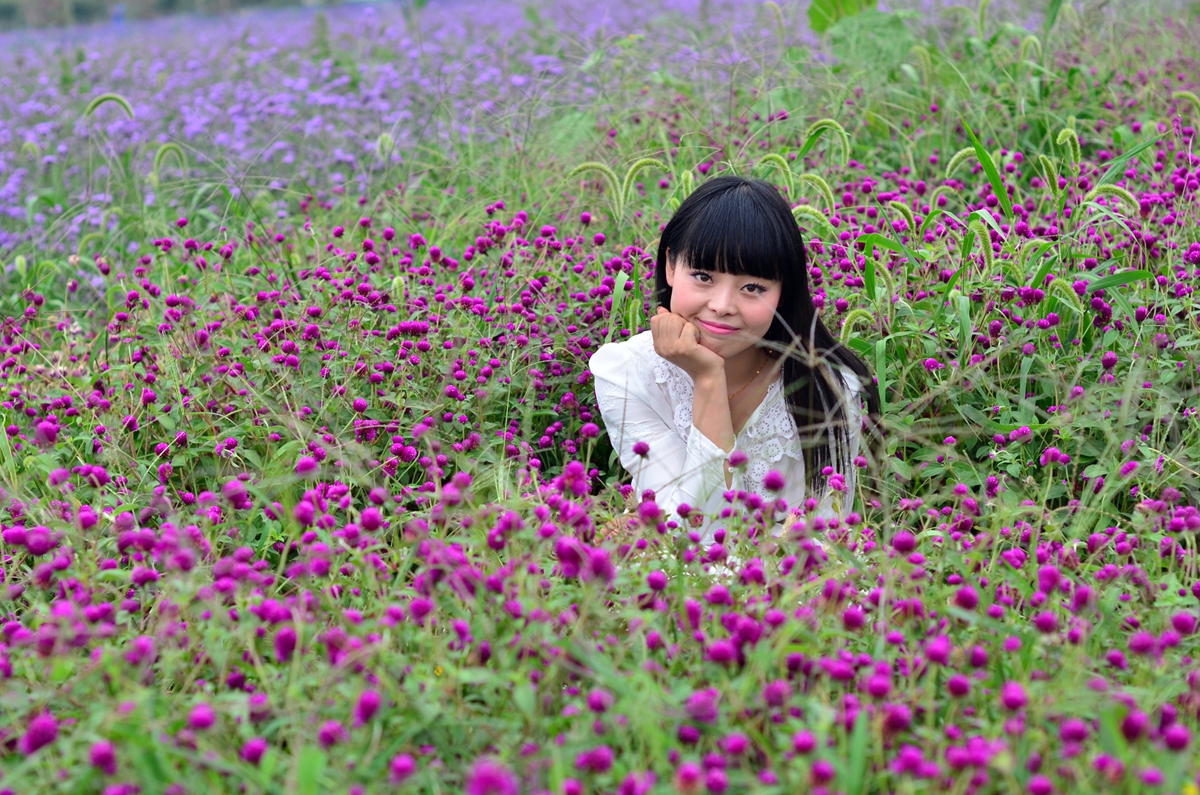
[665,183,801,287]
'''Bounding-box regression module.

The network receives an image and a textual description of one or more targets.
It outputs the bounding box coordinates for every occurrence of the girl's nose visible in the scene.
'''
[708,284,737,315]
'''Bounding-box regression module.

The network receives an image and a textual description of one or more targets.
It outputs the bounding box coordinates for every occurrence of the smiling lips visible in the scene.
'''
[695,319,741,335]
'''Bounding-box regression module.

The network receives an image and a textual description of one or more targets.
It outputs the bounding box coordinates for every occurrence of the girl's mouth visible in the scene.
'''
[695,319,740,335]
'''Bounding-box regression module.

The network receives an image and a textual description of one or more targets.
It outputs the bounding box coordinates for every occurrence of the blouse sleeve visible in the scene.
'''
[813,369,864,522]
[589,340,730,528]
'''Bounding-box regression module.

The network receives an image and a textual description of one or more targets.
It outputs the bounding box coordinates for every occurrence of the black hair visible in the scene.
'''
[654,174,882,498]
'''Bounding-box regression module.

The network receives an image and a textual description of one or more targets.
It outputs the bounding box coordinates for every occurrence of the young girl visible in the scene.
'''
[589,175,881,540]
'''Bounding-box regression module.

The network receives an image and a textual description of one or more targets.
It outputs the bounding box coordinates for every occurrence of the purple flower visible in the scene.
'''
[762,469,786,491]
[579,422,600,439]
[1027,775,1054,795]
[354,689,382,725]
[188,703,216,730]
[390,753,418,782]
[464,758,519,795]
[1128,632,1157,656]
[686,687,721,723]
[242,737,268,766]
[946,675,971,697]
[792,730,816,754]
[1000,681,1027,711]
[1119,460,1139,478]
[1163,723,1191,751]
[763,680,792,707]
[1121,710,1148,742]
[705,768,729,793]
[632,440,650,457]
[1101,351,1118,369]
[586,689,613,714]
[295,456,319,477]
[706,639,738,665]
[318,720,346,748]
[274,626,297,662]
[582,547,615,585]
[575,745,613,773]
[90,740,117,775]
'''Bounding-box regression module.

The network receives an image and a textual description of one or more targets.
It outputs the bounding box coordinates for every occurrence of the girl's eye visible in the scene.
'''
[743,283,768,294]
[689,271,713,283]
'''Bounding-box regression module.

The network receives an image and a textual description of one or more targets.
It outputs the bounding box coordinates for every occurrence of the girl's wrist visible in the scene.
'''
[691,370,727,392]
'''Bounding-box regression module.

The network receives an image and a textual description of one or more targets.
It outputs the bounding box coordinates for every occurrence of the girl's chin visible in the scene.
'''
[699,338,750,358]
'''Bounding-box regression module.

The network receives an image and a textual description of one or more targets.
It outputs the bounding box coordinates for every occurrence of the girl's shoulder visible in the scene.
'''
[588,330,657,383]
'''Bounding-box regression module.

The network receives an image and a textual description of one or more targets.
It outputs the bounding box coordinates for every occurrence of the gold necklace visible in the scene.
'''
[727,353,767,402]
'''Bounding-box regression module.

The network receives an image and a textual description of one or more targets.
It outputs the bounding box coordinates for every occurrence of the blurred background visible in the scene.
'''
[0,0,353,29]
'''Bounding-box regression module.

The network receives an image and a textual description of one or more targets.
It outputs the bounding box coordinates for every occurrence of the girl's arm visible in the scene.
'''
[649,306,736,479]
[589,342,733,528]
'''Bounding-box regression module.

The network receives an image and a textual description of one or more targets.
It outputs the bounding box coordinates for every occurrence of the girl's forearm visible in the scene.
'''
[691,372,736,454]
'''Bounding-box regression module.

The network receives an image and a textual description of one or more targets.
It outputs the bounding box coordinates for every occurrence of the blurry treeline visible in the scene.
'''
[0,0,347,29]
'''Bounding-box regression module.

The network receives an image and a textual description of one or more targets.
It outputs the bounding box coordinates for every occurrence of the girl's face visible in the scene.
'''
[665,256,782,358]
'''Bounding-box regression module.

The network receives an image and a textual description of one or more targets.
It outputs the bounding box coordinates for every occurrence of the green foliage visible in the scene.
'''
[808,0,877,35]
[827,10,915,78]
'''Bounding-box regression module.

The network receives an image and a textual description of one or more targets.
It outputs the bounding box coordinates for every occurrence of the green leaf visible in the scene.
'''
[1093,135,1162,189]
[931,267,961,327]
[962,121,1014,220]
[864,256,876,301]
[1030,254,1057,290]
[1044,0,1066,34]
[1086,269,1153,294]
[294,746,328,795]
[809,0,877,34]
[605,271,629,345]
[512,682,536,719]
[874,338,888,414]
[841,708,871,795]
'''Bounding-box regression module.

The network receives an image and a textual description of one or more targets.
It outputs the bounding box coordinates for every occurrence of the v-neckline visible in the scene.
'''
[733,372,784,437]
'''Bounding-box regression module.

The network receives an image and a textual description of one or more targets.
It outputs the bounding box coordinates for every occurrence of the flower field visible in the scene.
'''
[2,0,1200,792]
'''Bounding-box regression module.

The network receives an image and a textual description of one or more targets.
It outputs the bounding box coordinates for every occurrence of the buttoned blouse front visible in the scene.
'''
[589,330,863,541]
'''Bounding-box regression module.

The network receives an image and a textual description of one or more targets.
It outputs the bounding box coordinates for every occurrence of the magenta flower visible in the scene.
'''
[354,689,382,725]
[390,753,418,782]
[1000,681,1027,711]
[188,702,216,730]
[464,758,519,795]
[575,745,613,773]
[1163,723,1191,751]
[318,720,347,748]
[762,469,786,491]
[241,737,268,766]
[90,740,118,775]
[685,687,721,723]
[295,456,319,477]
[1119,461,1139,478]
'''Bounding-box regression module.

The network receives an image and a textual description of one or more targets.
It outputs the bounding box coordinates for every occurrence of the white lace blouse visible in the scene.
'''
[589,330,864,539]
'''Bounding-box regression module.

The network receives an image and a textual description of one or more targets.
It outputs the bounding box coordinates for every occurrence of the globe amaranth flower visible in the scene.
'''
[464,758,519,795]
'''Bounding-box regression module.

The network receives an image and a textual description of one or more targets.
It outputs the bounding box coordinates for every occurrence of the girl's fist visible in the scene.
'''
[650,306,724,380]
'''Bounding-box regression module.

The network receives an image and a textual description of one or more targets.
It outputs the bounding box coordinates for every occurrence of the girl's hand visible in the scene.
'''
[651,306,725,381]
